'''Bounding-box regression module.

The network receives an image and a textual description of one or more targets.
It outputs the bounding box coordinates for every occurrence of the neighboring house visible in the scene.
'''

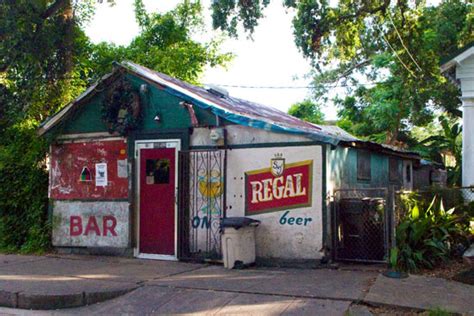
[39,62,422,264]
[322,126,419,192]
[441,43,474,188]
[413,160,447,189]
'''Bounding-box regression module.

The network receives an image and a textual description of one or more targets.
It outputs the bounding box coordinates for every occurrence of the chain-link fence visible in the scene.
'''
[332,187,473,264]
[332,188,391,263]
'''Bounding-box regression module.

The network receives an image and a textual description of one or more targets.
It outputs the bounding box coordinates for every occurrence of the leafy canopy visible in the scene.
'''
[288,99,325,124]
[0,0,231,252]
[212,0,472,145]
[88,0,232,85]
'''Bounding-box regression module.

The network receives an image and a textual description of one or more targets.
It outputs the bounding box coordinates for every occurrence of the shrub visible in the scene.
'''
[0,122,50,253]
[395,197,471,272]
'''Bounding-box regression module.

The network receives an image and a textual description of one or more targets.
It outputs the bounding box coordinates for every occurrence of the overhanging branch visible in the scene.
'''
[40,0,68,20]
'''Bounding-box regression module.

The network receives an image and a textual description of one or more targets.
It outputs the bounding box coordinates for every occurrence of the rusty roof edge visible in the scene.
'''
[37,61,424,156]
[38,61,346,146]
[339,140,421,160]
[120,61,340,145]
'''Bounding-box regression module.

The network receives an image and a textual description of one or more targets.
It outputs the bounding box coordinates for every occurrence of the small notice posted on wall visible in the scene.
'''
[95,163,108,186]
[117,159,128,178]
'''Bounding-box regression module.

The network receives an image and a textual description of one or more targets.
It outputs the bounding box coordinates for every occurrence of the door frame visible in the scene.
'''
[134,138,181,261]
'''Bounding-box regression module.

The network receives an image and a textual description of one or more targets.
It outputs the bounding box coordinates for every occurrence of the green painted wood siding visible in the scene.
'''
[61,92,108,134]
[60,73,220,135]
[328,146,403,189]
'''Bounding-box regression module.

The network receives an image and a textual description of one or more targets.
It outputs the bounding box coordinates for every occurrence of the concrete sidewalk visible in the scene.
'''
[0,254,200,310]
[0,254,472,315]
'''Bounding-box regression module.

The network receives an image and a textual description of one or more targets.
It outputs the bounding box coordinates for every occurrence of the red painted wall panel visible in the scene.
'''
[50,139,128,200]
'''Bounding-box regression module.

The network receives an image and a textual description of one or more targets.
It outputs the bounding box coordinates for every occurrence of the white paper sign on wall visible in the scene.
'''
[117,159,128,178]
[95,163,108,186]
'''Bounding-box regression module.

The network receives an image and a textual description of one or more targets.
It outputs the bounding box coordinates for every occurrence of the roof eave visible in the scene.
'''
[441,46,474,73]
[339,140,421,160]
[37,70,120,136]
[38,61,340,145]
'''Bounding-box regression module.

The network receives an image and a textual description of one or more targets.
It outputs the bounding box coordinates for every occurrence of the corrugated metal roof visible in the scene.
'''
[37,61,420,159]
[121,61,341,145]
[314,124,358,142]
[40,61,341,144]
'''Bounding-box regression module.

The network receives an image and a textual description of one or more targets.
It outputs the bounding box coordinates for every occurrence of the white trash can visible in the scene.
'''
[221,217,260,269]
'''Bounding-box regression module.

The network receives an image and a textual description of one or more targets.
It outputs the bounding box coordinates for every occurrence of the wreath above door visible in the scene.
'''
[102,78,141,136]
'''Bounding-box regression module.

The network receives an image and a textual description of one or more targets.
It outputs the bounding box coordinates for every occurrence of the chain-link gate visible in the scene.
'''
[332,188,391,263]
[178,150,226,261]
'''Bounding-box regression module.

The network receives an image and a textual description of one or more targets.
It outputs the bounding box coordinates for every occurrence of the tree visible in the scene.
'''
[211,0,473,145]
[288,99,325,124]
[0,0,98,123]
[0,0,230,252]
[0,0,95,252]
[88,1,232,85]
[413,116,463,186]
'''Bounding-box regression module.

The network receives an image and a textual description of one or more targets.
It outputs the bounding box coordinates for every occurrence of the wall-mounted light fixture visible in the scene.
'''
[139,84,149,94]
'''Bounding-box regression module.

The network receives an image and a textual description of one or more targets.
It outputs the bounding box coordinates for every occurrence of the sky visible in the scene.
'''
[85,0,340,120]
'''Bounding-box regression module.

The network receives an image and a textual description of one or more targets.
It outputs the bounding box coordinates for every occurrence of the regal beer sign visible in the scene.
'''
[245,155,313,215]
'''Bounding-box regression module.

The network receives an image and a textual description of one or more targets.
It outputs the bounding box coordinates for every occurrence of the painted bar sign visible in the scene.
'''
[245,155,313,215]
[52,201,129,248]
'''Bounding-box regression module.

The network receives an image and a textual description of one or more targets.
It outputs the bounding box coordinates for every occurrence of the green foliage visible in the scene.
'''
[0,0,91,253]
[0,0,93,122]
[395,196,471,272]
[417,116,462,186]
[389,247,398,270]
[330,0,471,146]
[0,122,50,253]
[0,1,231,253]
[288,99,325,124]
[89,1,232,85]
[211,0,271,37]
[428,308,456,316]
[212,0,472,151]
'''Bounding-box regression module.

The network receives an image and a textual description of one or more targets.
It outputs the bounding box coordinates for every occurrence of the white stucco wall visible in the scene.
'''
[191,125,312,147]
[226,145,323,260]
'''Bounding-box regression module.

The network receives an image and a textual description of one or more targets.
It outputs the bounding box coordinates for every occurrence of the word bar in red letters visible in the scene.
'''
[70,215,118,237]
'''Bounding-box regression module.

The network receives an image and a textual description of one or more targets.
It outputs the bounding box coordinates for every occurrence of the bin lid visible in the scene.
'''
[221,217,260,229]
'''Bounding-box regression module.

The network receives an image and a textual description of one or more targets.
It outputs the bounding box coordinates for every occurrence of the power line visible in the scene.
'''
[387,13,423,72]
[375,23,418,79]
[204,82,380,89]
[206,84,313,89]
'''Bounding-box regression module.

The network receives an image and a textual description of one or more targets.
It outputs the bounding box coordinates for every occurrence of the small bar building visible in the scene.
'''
[40,62,421,263]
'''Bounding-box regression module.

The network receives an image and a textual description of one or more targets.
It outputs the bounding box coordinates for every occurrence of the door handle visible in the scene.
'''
[175,187,178,206]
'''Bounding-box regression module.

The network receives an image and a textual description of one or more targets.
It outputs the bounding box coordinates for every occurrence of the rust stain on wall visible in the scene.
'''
[50,139,128,200]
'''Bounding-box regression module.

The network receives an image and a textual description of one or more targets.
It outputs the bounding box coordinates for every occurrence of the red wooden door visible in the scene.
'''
[139,148,176,255]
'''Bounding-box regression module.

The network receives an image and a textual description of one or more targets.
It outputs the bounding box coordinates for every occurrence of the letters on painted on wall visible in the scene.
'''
[245,155,313,215]
[52,201,129,248]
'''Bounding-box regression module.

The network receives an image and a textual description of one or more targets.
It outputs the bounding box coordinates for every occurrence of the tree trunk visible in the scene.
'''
[386,105,403,145]
[62,0,73,75]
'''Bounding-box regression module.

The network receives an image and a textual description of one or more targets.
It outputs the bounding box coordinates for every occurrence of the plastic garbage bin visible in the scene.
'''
[221,217,260,269]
